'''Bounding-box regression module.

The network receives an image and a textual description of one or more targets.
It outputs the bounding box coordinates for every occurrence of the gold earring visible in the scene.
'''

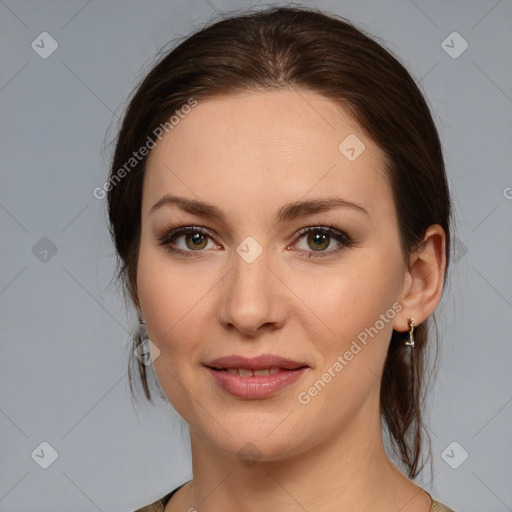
[405,318,415,347]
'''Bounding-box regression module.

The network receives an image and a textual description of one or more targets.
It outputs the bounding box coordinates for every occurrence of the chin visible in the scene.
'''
[199,419,311,464]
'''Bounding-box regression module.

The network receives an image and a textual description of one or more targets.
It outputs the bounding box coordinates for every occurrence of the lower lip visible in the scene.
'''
[206,367,308,399]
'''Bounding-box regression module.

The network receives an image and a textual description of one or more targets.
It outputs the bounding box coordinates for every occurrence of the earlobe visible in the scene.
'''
[393,224,447,332]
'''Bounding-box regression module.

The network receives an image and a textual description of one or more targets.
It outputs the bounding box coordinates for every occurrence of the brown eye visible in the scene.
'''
[306,231,331,251]
[184,232,208,250]
[158,226,217,257]
[293,226,352,258]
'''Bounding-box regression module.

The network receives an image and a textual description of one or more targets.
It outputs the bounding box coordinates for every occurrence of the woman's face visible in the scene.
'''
[136,89,410,461]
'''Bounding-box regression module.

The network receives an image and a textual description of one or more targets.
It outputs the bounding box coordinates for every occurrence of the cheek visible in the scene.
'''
[136,238,205,341]
[291,257,402,346]
[136,247,185,358]
[291,266,400,426]
[136,244,218,409]
[289,255,404,416]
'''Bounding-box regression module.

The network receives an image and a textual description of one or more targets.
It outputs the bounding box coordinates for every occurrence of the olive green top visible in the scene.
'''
[133,481,457,512]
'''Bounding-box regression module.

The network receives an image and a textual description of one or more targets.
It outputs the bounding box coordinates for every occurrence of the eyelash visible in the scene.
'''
[157,224,352,259]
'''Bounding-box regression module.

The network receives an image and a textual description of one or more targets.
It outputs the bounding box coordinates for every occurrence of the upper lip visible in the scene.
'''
[205,354,309,371]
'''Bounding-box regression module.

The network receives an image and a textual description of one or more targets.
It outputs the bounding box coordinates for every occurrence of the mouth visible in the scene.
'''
[203,354,310,399]
[204,355,310,399]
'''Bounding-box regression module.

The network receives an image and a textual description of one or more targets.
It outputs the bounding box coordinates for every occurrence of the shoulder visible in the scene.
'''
[132,481,188,512]
[430,498,458,512]
[132,498,166,512]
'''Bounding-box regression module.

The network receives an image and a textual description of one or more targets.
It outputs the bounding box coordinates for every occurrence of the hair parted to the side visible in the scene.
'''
[106,6,451,479]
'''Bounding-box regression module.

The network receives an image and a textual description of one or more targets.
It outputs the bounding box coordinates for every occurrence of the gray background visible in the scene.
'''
[1,0,511,511]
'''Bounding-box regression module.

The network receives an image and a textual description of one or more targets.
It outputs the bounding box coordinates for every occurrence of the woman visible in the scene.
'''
[106,6,456,512]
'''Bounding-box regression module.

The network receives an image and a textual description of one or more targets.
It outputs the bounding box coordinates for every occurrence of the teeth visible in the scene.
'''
[253,369,270,376]
[224,367,283,376]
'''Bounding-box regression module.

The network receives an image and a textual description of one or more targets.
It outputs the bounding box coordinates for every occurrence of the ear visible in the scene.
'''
[393,224,447,332]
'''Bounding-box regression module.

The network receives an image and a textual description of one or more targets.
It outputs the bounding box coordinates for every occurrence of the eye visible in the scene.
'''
[157,224,352,259]
[291,225,352,258]
[158,226,219,257]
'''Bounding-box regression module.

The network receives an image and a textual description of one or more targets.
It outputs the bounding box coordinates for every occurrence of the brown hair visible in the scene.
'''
[107,6,451,479]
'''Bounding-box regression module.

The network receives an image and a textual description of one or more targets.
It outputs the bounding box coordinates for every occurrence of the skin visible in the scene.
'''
[134,89,446,512]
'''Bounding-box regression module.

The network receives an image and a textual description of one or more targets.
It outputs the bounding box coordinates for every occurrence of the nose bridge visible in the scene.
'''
[218,239,285,334]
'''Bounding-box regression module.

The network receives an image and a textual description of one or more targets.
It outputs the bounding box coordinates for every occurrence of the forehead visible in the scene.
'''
[143,89,392,222]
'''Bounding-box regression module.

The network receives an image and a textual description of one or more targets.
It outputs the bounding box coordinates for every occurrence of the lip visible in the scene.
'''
[206,366,309,399]
[205,354,308,371]
[204,354,310,399]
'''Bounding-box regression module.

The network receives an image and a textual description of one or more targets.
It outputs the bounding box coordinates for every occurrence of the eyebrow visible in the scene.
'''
[150,194,369,222]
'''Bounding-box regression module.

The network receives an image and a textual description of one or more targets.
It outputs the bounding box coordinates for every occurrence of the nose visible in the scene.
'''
[217,247,288,336]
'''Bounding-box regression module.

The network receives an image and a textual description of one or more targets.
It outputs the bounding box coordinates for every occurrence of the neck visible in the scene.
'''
[178,392,429,512]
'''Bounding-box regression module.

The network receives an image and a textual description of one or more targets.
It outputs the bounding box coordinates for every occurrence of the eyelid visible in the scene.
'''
[290,225,352,257]
[293,224,351,245]
[157,226,219,256]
